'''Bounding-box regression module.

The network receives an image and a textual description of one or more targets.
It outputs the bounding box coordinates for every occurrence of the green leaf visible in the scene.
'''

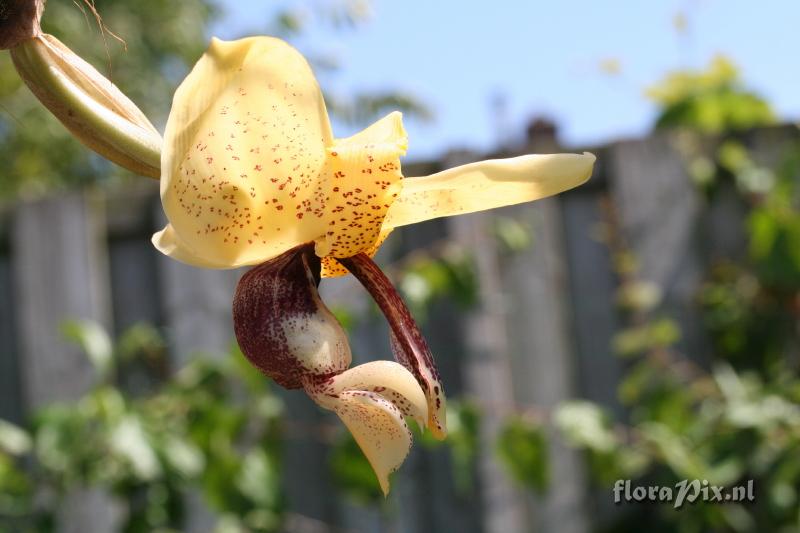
[648,55,775,134]
[110,415,161,481]
[61,319,113,379]
[236,449,281,509]
[612,318,681,357]
[161,435,204,479]
[329,432,383,504]
[496,415,549,492]
[554,401,617,453]
[492,216,533,253]
[0,420,32,456]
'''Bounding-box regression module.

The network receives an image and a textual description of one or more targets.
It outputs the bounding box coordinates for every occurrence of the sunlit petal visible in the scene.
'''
[328,390,413,496]
[152,224,233,269]
[382,152,596,229]
[319,227,391,278]
[314,112,406,262]
[158,36,334,268]
[311,360,428,428]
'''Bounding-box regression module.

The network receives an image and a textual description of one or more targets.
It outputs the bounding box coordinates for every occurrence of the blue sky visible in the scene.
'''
[213,0,800,161]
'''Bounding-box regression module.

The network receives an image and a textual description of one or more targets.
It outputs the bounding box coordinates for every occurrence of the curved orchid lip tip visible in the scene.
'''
[304,360,428,495]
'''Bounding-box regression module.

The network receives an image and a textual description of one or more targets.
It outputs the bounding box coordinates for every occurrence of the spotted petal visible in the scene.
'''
[156,36,334,269]
[323,390,415,496]
[382,152,595,229]
[305,360,427,494]
[309,360,427,427]
[316,111,407,277]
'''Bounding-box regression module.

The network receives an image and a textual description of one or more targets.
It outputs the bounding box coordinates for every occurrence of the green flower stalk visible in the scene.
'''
[4,0,162,178]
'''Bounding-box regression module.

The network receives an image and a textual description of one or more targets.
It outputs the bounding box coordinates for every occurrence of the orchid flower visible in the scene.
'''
[153,36,594,494]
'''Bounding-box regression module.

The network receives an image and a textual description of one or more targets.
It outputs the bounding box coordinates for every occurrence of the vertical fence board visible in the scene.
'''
[609,134,710,364]
[12,191,111,406]
[157,255,241,363]
[560,186,625,525]
[500,198,588,533]
[0,251,22,424]
[155,206,242,365]
[560,189,622,416]
[108,239,165,333]
[449,207,530,533]
[11,190,121,533]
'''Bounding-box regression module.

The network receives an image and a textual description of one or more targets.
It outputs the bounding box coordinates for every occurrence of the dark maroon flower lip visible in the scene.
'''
[233,243,350,389]
[232,242,446,494]
[232,242,447,439]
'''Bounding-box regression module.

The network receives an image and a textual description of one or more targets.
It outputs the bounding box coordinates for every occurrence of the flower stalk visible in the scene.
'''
[4,0,162,178]
[10,35,162,178]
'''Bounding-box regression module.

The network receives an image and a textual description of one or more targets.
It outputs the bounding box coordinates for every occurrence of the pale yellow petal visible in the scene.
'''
[382,152,596,229]
[311,361,428,428]
[313,112,406,262]
[159,36,334,269]
[331,390,413,495]
[319,227,391,278]
[152,224,233,269]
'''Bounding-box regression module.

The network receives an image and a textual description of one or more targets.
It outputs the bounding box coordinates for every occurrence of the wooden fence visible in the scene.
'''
[1,124,796,533]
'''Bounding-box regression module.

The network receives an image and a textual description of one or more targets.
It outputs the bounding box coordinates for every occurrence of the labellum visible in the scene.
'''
[233,243,442,494]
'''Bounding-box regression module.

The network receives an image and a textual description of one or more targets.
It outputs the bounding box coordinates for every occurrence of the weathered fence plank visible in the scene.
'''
[0,251,23,424]
[11,190,122,533]
[449,206,531,533]
[608,134,710,365]
[12,190,112,406]
[560,188,622,418]
[500,197,588,533]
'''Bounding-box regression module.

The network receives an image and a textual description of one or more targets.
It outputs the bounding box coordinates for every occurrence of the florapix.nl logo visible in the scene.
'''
[613,479,755,509]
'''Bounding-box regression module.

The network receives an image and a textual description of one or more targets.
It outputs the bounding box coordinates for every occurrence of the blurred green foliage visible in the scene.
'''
[494,56,800,533]
[496,414,548,492]
[649,55,777,196]
[648,55,775,135]
[0,322,285,533]
[396,243,478,321]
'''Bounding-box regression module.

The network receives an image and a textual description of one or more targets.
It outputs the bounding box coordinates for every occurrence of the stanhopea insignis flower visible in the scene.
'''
[153,36,595,494]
